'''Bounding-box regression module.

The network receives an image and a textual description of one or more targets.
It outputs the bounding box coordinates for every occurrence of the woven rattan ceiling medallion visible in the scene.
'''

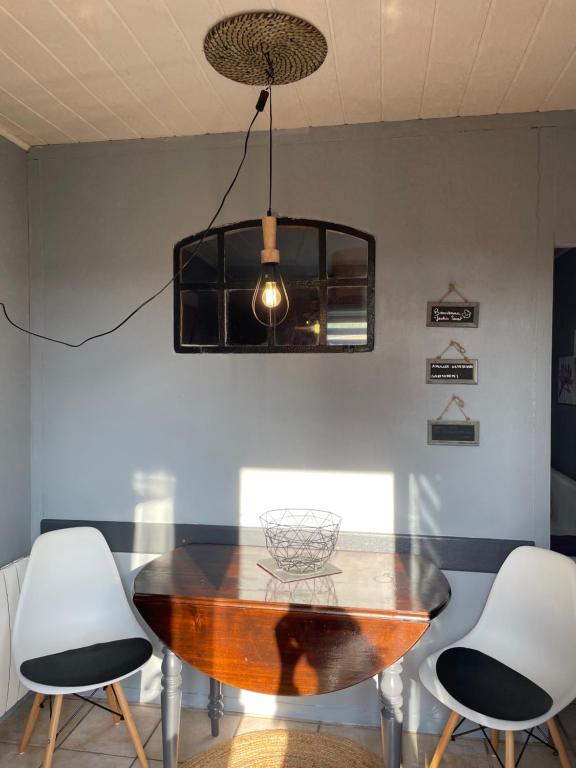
[204,12,327,86]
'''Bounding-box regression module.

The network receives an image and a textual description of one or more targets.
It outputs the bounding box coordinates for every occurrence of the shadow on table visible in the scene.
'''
[274,604,380,697]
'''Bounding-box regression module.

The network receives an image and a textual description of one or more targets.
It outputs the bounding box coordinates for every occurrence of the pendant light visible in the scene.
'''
[251,82,289,327]
[252,214,289,326]
[203,11,327,330]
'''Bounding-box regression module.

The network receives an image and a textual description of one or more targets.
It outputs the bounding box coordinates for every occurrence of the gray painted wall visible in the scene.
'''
[0,136,30,567]
[28,114,555,544]
[26,111,573,729]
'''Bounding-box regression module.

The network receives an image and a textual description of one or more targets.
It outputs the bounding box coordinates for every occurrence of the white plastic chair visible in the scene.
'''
[12,527,153,768]
[419,546,576,768]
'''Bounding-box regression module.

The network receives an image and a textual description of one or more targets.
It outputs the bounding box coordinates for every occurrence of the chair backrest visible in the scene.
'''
[466,546,576,704]
[13,527,145,666]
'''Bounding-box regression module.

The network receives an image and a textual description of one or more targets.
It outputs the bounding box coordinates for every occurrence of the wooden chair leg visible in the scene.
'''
[19,693,45,754]
[104,685,122,724]
[505,731,515,768]
[429,711,460,768]
[111,682,149,768]
[548,718,572,768]
[42,694,63,768]
[490,729,499,752]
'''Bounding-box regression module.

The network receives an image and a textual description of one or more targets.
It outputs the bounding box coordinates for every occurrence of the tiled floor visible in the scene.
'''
[0,696,575,767]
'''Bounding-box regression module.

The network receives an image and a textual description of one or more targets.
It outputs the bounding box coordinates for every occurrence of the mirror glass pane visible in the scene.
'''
[225,225,319,282]
[227,289,268,346]
[225,228,261,282]
[327,287,368,346]
[274,288,320,346]
[180,236,218,282]
[326,231,368,278]
[276,226,318,279]
[180,290,219,346]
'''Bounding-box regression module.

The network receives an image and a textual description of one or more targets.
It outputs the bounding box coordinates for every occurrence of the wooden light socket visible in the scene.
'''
[261,215,280,264]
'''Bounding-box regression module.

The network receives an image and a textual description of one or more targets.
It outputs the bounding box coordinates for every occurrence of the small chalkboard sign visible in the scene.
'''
[427,420,480,446]
[427,301,479,327]
[427,358,478,384]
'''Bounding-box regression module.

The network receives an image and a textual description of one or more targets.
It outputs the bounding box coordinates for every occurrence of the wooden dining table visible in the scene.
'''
[133,543,450,768]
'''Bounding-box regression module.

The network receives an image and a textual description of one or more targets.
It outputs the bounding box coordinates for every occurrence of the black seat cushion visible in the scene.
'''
[436,647,552,722]
[21,637,153,688]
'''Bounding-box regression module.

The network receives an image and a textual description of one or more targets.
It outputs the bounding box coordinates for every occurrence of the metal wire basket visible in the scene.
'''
[260,508,342,574]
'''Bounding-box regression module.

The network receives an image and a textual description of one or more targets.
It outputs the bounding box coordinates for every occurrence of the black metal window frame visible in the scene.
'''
[173,217,375,354]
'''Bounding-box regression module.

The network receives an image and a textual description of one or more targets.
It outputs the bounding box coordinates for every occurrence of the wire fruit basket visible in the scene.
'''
[260,508,342,575]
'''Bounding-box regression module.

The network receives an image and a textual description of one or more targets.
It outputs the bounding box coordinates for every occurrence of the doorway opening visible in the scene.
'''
[550,248,576,555]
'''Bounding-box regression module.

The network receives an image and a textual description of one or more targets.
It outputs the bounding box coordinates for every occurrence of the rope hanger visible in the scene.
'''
[434,340,471,363]
[436,395,471,423]
[436,282,471,305]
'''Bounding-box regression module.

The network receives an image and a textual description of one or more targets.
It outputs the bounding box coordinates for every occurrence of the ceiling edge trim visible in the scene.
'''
[0,127,30,151]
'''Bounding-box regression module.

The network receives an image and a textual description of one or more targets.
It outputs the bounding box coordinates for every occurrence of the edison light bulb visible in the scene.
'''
[262,281,282,309]
[252,216,289,327]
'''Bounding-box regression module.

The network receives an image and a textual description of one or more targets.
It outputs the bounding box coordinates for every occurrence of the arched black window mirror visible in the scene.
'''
[174,218,375,353]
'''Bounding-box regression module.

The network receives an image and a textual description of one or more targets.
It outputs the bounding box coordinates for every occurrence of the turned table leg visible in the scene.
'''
[378,658,404,768]
[208,678,224,737]
[161,647,182,768]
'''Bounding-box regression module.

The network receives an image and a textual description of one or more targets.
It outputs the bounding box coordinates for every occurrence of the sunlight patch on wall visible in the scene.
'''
[408,473,441,538]
[239,468,395,533]
[132,470,176,554]
[128,472,177,704]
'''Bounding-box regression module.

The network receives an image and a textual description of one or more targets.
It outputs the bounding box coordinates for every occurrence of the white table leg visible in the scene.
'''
[377,658,404,768]
[161,647,182,768]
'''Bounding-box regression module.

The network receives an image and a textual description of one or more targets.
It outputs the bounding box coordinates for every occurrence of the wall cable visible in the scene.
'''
[0,92,269,348]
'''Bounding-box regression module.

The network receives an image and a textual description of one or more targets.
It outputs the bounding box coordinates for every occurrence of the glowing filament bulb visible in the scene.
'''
[262,281,282,309]
[251,216,290,327]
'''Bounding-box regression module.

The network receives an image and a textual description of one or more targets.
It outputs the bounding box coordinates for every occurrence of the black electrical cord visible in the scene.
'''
[267,84,273,216]
[0,93,269,348]
[264,52,274,217]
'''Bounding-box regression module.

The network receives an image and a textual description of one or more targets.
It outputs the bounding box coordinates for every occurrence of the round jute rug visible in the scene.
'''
[179,729,383,768]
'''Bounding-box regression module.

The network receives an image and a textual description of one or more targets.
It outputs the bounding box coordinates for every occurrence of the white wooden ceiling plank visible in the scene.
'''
[460,0,548,116]
[0,49,103,142]
[325,0,380,124]
[53,0,201,136]
[0,0,575,145]
[380,0,436,122]
[5,0,166,139]
[108,0,240,134]
[164,0,259,131]
[270,0,344,127]
[421,0,492,119]
[217,0,262,9]
[258,84,305,131]
[0,2,140,140]
[544,54,576,112]
[0,112,40,148]
[105,0,212,133]
[500,0,576,114]
[0,87,72,144]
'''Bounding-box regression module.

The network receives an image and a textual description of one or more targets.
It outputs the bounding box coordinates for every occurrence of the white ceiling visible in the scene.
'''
[0,0,575,149]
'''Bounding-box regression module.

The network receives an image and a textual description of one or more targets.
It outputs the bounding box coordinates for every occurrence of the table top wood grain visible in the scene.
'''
[133,544,450,695]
